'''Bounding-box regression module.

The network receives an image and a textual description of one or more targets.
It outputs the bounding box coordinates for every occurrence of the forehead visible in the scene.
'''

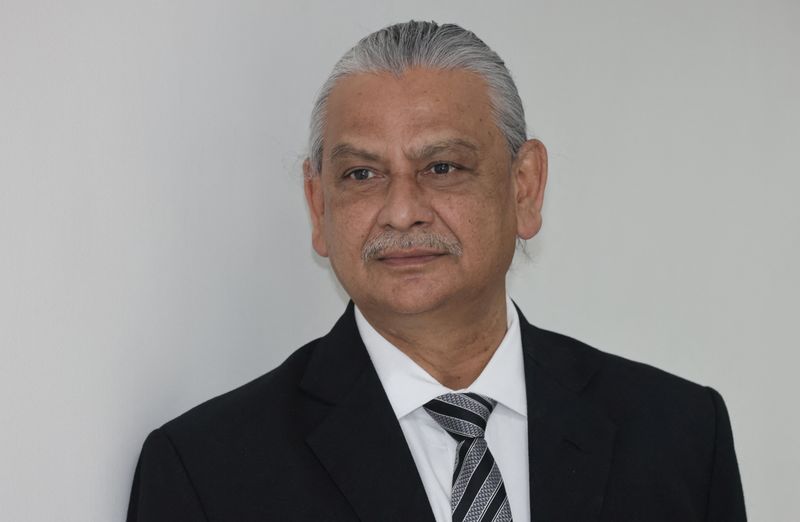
[323,68,501,159]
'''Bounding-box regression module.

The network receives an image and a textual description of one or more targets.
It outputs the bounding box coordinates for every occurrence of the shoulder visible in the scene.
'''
[157,336,323,449]
[526,323,723,429]
[148,303,364,457]
[524,324,746,517]
[128,320,370,519]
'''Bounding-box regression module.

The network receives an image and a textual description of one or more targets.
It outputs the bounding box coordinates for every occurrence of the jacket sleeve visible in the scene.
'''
[127,428,209,522]
[704,387,747,522]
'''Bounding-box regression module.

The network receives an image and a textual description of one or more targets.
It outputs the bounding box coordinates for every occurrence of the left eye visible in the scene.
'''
[431,163,455,175]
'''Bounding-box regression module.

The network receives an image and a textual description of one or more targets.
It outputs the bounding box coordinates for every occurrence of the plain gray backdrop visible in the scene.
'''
[1,1,798,520]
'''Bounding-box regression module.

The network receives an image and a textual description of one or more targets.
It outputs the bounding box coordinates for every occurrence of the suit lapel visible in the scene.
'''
[299,302,615,521]
[518,309,616,522]
[300,303,436,522]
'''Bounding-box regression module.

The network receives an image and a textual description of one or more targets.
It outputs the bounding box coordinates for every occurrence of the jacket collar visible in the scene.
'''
[517,304,616,521]
[300,302,616,522]
[300,302,436,522]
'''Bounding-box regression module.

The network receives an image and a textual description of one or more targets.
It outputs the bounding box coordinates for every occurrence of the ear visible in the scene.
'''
[512,139,548,240]
[303,159,329,257]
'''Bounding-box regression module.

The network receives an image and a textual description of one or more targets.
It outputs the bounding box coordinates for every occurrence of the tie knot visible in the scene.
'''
[423,392,497,441]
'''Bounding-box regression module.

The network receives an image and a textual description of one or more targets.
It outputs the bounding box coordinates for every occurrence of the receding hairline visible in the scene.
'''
[320,67,496,169]
[306,20,528,175]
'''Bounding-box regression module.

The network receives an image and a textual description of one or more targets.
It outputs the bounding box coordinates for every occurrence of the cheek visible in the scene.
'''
[324,198,377,259]
[437,190,511,239]
[434,193,517,272]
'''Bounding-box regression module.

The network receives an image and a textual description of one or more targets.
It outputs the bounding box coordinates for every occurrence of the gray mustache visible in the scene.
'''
[361,231,463,262]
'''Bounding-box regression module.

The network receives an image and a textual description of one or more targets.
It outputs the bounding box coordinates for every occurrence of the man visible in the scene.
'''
[127,21,746,522]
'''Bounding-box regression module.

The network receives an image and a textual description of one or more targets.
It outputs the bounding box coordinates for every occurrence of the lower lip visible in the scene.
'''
[379,255,443,267]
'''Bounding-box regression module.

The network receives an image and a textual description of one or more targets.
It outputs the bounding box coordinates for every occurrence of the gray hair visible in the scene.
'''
[307,21,527,174]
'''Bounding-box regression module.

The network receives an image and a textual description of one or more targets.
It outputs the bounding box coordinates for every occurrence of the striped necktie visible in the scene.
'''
[423,392,513,522]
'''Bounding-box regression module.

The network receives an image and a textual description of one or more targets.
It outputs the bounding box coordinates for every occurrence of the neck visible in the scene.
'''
[358,287,509,390]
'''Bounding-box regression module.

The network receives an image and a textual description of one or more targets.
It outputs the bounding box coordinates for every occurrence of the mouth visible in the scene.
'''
[377,249,448,266]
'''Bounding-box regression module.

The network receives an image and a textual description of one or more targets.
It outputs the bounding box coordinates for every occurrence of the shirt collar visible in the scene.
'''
[355,295,527,420]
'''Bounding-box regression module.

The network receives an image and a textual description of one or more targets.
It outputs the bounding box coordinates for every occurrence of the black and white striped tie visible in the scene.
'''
[423,392,513,522]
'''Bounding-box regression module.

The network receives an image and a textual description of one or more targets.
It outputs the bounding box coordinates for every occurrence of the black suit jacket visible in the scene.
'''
[127,303,746,521]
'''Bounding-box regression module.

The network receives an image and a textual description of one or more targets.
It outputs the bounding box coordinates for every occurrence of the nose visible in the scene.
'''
[375,173,435,231]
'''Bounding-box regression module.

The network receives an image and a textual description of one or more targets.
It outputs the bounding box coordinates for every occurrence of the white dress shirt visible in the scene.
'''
[355,296,530,522]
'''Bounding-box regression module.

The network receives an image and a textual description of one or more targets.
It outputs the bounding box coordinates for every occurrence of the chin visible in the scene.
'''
[365,286,455,316]
[380,300,441,316]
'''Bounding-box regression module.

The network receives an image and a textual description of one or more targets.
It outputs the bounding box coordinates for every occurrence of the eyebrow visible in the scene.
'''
[328,138,479,163]
[328,143,381,163]
[411,138,479,161]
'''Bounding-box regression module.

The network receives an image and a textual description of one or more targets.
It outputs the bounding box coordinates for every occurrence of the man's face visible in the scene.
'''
[305,67,546,317]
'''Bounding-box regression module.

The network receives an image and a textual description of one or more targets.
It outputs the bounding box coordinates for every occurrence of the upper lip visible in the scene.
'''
[378,249,447,259]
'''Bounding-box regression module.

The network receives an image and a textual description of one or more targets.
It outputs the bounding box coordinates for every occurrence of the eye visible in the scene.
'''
[430,163,456,175]
[346,168,375,181]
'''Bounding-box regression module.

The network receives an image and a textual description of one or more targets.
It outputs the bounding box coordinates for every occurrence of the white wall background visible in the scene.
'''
[1,1,797,520]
